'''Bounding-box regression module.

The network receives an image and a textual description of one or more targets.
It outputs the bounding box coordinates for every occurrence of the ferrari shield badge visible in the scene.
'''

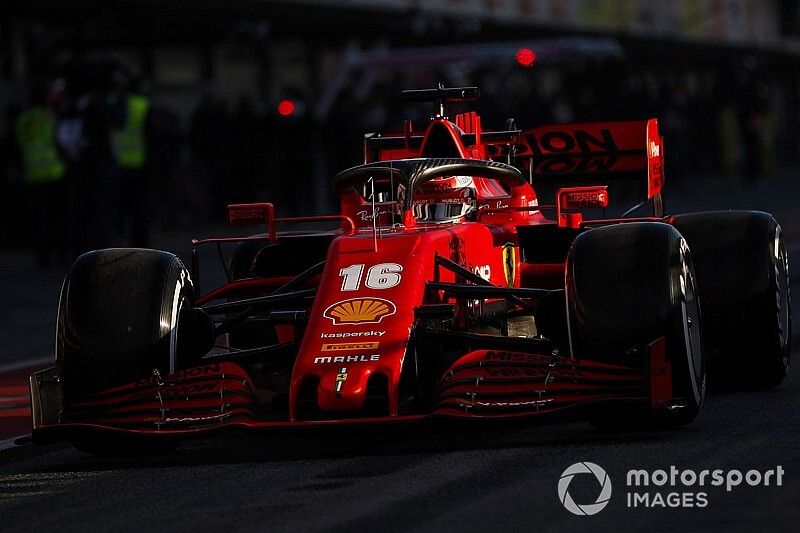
[502,243,516,287]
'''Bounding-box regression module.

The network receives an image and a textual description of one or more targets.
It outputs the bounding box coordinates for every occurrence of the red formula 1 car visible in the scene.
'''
[30,86,791,452]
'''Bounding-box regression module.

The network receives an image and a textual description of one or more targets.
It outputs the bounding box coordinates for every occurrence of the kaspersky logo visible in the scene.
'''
[323,298,396,325]
[558,462,612,516]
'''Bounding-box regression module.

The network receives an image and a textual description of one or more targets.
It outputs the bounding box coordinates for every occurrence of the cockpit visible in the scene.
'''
[334,158,537,229]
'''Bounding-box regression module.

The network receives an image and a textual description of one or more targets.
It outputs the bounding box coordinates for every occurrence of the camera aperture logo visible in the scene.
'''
[558,462,612,516]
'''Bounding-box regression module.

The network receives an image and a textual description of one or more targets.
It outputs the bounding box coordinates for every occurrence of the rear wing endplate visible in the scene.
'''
[517,119,664,199]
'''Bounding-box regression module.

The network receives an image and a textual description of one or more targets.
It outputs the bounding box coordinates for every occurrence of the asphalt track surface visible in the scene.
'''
[0,272,798,532]
[0,362,798,532]
[1,179,800,532]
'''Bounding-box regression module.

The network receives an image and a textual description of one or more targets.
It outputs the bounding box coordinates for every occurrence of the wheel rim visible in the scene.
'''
[776,239,790,365]
[680,247,704,406]
[168,271,188,373]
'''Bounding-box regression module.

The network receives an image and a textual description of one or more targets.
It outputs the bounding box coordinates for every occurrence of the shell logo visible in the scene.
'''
[323,298,396,325]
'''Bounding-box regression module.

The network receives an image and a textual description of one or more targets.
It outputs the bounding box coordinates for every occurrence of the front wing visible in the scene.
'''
[29,338,673,442]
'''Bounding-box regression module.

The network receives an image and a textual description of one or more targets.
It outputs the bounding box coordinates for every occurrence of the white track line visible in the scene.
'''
[0,356,53,374]
[0,433,31,451]
[0,435,29,451]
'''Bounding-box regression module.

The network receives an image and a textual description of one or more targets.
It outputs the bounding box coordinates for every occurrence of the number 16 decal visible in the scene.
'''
[339,263,403,291]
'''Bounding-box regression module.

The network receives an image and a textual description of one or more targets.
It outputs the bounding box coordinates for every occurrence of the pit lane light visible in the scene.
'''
[515,48,536,68]
[277,99,296,117]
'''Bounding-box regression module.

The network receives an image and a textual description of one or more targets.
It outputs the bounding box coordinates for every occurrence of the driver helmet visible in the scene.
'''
[412,175,477,223]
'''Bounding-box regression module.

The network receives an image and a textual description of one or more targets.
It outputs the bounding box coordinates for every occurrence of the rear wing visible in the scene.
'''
[516,119,664,200]
[363,105,664,216]
[365,117,663,198]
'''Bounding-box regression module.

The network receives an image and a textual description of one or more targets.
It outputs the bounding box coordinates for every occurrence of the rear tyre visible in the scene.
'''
[669,211,791,389]
[566,222,705,429]
[57,248,192,454]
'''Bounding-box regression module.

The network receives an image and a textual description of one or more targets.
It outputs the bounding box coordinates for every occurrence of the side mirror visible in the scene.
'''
[227,202,276,241]
[556,186,609,228]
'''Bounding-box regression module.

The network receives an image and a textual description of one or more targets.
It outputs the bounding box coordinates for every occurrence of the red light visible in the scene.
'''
[277,99,296,117]
[516,48,536,68]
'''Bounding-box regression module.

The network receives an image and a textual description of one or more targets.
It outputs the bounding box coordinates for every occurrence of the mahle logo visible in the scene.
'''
[558,462,612,516]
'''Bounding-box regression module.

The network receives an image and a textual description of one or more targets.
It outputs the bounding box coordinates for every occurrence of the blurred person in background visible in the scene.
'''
[56,58,123,254]
[662,80,691,184]
[110,69,152,247]
[145,102,182,230]
[190,88,231,219]
[79,59,123,251]
[54,72,89,258]
[14,82,66,267]
[738,68,766,182]
[230,96,259,205]
[0,101,23,247]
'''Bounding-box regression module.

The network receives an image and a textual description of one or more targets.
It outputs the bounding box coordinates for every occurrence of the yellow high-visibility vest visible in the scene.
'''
[115,94,149,168]
[15,107,65,184]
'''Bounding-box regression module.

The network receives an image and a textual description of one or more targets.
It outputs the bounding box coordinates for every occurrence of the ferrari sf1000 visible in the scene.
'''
[30,86,791,453]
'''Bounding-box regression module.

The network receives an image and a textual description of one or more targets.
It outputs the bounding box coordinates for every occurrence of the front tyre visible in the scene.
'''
[57,248,194,454]
[566,222,705,428]
[58,249,193,401]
